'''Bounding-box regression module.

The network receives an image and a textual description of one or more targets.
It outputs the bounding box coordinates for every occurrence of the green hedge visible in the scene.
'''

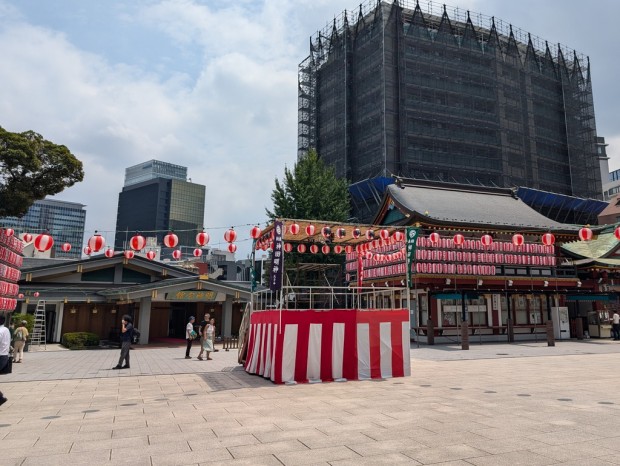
[61,332,100,350]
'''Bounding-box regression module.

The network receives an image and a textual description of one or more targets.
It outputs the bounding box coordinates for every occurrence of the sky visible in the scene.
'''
[1,0,619,258]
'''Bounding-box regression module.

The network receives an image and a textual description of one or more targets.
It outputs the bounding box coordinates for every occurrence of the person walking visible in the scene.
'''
[12,320,29,363]
[113,315,133,370]
[612,310,620,341]
[197,312,210,360]
[0,315,11,406]
[185,316,196,359]
[204,318,216,360]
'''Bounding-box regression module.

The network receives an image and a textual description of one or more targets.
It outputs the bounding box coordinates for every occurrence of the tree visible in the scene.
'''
[0,126,84,217]
[266,149,350,222]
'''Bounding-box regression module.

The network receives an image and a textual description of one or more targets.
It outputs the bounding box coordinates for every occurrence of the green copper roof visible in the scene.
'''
[561,229,620,260]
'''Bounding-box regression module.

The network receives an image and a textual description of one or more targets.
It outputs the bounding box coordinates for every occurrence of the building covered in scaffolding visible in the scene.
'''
[298,0,603,222]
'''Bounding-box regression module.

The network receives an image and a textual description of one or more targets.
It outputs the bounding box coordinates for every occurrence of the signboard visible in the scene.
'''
[406,227,420,288]
[166,291,225,301]
[269,221,284,291]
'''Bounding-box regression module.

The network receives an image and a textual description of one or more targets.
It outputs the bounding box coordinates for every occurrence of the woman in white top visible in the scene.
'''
[185,316,195,359]
[203,318,215,360]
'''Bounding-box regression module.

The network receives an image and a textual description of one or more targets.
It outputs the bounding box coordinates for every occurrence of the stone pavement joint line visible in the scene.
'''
[0,341,619,465]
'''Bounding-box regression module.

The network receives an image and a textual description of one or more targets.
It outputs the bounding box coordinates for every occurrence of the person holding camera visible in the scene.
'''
[113,314,133,370]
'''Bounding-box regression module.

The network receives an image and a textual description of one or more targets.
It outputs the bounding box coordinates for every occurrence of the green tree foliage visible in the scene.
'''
[266,149,350,222]
[0,126,84,217]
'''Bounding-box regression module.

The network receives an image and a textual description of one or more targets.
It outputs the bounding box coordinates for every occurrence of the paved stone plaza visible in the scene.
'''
[1,340,620,465]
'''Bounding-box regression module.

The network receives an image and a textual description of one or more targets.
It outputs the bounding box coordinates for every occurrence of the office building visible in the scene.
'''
[0,198,86,258]
[115,161,205,251]
[298,0,603,221]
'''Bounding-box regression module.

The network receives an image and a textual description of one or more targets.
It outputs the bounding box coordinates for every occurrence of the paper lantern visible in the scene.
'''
[193,248,202,257]
[305,224,315,236]
[345,245,353,254]
[18,293,24,299]
[33,292,40,298]
[163,232,179,248]
[321,226,332,239]
[352,228,361,239]
[83,246,92,256]
[61,243,72,252]
[365,229,375,240]
[224,243,236,254]
[429,232,440,244]
[297,244,307,253]
[310,244,319,254]
[124,250,135,259]
[578,227,592,242]
[146,250,156,260]
[23,233,33,243]
[453,234,464,246]
[250,226,262,239]
[88,233,105,252]
[393,231,404,242]
[104,248,115,258]
[4,228,14,237]
[196,231,210,246]
[172,249,182,260]
[224,228,237,243]
[283,243,293,253]
[365,251,373,260]
[130,234,146,251]
[542,233,556,246]
[336,228,346,239]
[321,245,330,254]
[512,234,524,247]
[481,234,493,247]
[289,223,300,235]
[615,226,620,241]
[33,233,54,252]
[379,229,390,240]
[334,245,343,254]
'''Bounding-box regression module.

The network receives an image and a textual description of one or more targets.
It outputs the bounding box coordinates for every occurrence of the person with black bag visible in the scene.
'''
[112,314,133,370]
[0,314,11,406]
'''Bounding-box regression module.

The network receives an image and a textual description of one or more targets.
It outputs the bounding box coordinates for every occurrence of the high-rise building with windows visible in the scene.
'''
[0,199,86,258]
[298,0,603,221]
[115,161,205,251]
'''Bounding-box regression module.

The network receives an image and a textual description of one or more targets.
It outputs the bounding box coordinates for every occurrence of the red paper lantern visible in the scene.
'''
[250,226,262,239]
[393,231,404,242]
[615,226,620,241]
[481,234,493,247]
[333,245,343,253]
[61,243,72,252]
[83,246,92,256]
[224,228,237,243]
[130,234,146,251]
[146,250,156,260]
[542,233,556,246]
[453,234,464,246]
[33,292,40,298]
[172,249,182,260]
[297,244,307,253]
[512,234,524,246]
[578,227,592,242]
[23,233,33,242]
[365,229,375,240]
[18,293,24,299]
[163,232,179,248]
[4,228,14,237]
[34,233,54,252]
[352,228,361,239]
[193,248,202,257]
[321,226,331,238]
[321,245,330,254]
[379,229,390,240]
[104,248,115,258]
[226,243,237,253]
[345,245,353,254]
[88,233,105,252]
[305,224,315,236]
[365,251,373,260]
[336,228,346,239]
[429,232,440,244]
[289,223,300,235]
[283,243,293,253]
[196,231,210,246]
[310,244,319,254]
[124,250,135,259]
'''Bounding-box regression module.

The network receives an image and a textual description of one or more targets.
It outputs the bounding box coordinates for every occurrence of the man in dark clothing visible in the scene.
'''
[113,315,133,370]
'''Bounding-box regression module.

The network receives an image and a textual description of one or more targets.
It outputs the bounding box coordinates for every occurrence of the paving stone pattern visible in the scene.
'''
[1,341,620,465]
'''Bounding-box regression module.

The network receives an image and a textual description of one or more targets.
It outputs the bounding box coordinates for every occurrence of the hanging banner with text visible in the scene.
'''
[269,221,284,291]
[406,227,420,288]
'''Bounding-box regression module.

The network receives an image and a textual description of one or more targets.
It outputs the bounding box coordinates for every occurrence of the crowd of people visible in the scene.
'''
[185,313,216,360]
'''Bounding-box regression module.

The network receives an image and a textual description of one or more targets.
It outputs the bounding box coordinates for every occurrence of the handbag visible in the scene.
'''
[189,330,198,339]
[0,355,12,375]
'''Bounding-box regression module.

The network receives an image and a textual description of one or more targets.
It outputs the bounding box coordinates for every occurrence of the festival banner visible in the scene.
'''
[406,227,420,288]
[269,221,284,291]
